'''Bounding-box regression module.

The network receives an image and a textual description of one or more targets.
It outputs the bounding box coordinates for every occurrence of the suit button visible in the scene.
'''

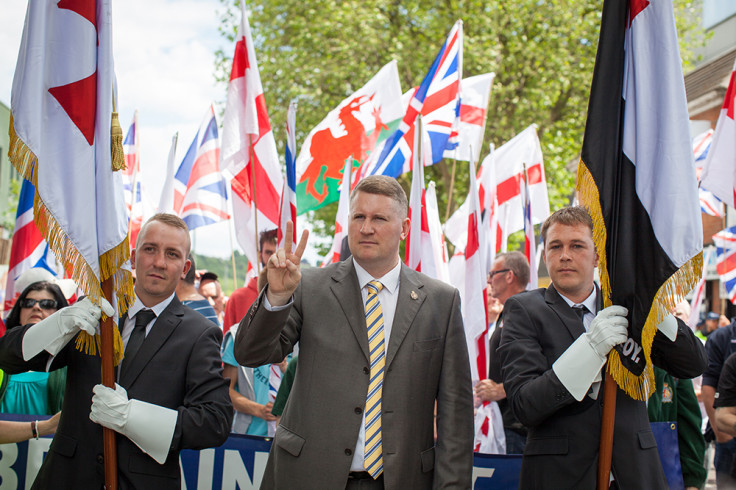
[345,448,353,456]
[96,454,104,464]
[363,367,370,375]
[355,407,363,414]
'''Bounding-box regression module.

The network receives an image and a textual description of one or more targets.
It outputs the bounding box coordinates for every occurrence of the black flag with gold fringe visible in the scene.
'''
[576,0,702,401]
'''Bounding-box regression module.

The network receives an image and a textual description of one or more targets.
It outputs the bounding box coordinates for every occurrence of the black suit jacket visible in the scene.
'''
[498,285,706,489]
[0,297,233,489]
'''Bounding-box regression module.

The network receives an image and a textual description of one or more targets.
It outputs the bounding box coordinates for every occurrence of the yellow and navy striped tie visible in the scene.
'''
[364,280,385,478]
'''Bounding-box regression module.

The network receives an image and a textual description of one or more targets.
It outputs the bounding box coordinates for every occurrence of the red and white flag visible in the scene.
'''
[405,120,435,274]
[425,182,450,284]
[445,125,549,255]
[322,159,353,266]
[443,73,495,162]
[462,160,489,383]
[221,2,282,270]
[700,59,736,207]
[8,0,133,346]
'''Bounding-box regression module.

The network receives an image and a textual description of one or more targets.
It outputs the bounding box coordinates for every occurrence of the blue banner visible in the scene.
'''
[0,414,522,488]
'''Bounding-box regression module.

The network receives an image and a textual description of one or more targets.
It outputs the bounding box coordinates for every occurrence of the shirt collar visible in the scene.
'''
[558,286,597,314]
[352,258,401,294]
[127,292,176,319]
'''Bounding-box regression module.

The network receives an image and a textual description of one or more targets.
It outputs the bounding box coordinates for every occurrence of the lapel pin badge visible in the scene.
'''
[410,291,418,300]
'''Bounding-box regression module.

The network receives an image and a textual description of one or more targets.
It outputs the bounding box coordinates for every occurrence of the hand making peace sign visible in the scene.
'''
[265,220,309,307]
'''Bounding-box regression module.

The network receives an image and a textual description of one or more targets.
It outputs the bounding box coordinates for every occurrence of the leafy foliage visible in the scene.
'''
[215,0,705,256]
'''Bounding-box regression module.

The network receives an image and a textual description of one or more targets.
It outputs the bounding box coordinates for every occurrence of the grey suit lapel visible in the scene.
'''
[119,300,182,387]
[545,284,585,341]
[329,260,370,362]
[386,265,425,369]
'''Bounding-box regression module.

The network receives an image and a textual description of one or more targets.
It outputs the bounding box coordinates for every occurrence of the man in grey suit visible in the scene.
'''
[498,206,706,489]
[0,213,233,489]
[234,175,473,489]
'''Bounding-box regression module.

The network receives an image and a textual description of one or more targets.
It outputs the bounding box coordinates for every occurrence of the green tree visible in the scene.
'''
[215,0,705,256]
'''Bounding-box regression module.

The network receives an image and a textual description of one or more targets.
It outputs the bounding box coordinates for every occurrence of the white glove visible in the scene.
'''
[553,305,628,401]
[90,384,178,464]
[22,297,114,360]
[585,305,629,358]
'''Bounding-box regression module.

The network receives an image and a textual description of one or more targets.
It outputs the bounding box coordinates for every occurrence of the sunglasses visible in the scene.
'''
[19,298,58,310]
[488,269,511,279]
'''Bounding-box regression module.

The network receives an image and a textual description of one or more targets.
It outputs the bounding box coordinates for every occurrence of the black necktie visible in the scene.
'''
[573,304,589,323]
[125,309,156,366]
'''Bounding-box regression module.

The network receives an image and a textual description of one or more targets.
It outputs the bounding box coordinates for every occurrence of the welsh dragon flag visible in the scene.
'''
[296,61,403,214]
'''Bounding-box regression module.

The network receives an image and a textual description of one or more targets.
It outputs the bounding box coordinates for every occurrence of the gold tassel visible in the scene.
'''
[110,111,126,171]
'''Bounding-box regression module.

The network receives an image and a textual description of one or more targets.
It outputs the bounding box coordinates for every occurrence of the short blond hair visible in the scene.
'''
[350,175,408,218]
[138,213,191,255]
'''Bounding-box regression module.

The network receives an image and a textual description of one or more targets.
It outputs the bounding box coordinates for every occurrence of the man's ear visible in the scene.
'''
[181,259,191,279]
[400,217,410,240]
[130,248,137,270]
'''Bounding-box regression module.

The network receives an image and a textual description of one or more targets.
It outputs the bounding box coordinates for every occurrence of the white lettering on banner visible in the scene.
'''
[25,439,51,490]
[197,448,215,490]
[222,449,268,489]
[472,466,495,486]
[621,338,642,364]
[0,444,19,490]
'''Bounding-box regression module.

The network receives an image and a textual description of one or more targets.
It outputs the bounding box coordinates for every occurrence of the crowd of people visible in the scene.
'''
[0,177,732,488]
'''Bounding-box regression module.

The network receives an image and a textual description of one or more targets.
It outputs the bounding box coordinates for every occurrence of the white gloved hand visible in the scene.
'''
[552,305,628,401]
[90,384,178,464]
[22,297,114,360]
[585,305,629,358]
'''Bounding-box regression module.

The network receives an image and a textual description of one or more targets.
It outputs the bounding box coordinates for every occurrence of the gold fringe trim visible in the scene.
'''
[9,114,134,365]
[75,324,125,367]
[110,111,126,171]
[576,160,702,400]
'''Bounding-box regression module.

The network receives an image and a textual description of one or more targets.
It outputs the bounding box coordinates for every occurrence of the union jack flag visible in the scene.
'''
[174,106,230,230]
[522,165,538,289]
[4,179,62,314]
[278,102,298,249]
[122,112,140,214]
[368,20,462,178]
[714,226,736,304]
[692,129,723,217]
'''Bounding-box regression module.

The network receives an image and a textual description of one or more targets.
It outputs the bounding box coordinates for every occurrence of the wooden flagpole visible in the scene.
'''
[597,368,616,489]
[100,276,118,489]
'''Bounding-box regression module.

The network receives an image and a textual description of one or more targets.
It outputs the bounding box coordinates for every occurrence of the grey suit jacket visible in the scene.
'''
[0,297,233,490]
[498,284,707,489]
[234,260,474,489]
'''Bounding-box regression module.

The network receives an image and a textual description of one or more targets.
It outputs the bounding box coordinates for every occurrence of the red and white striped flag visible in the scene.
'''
[700,59,736,208]
[221,2,282,270]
